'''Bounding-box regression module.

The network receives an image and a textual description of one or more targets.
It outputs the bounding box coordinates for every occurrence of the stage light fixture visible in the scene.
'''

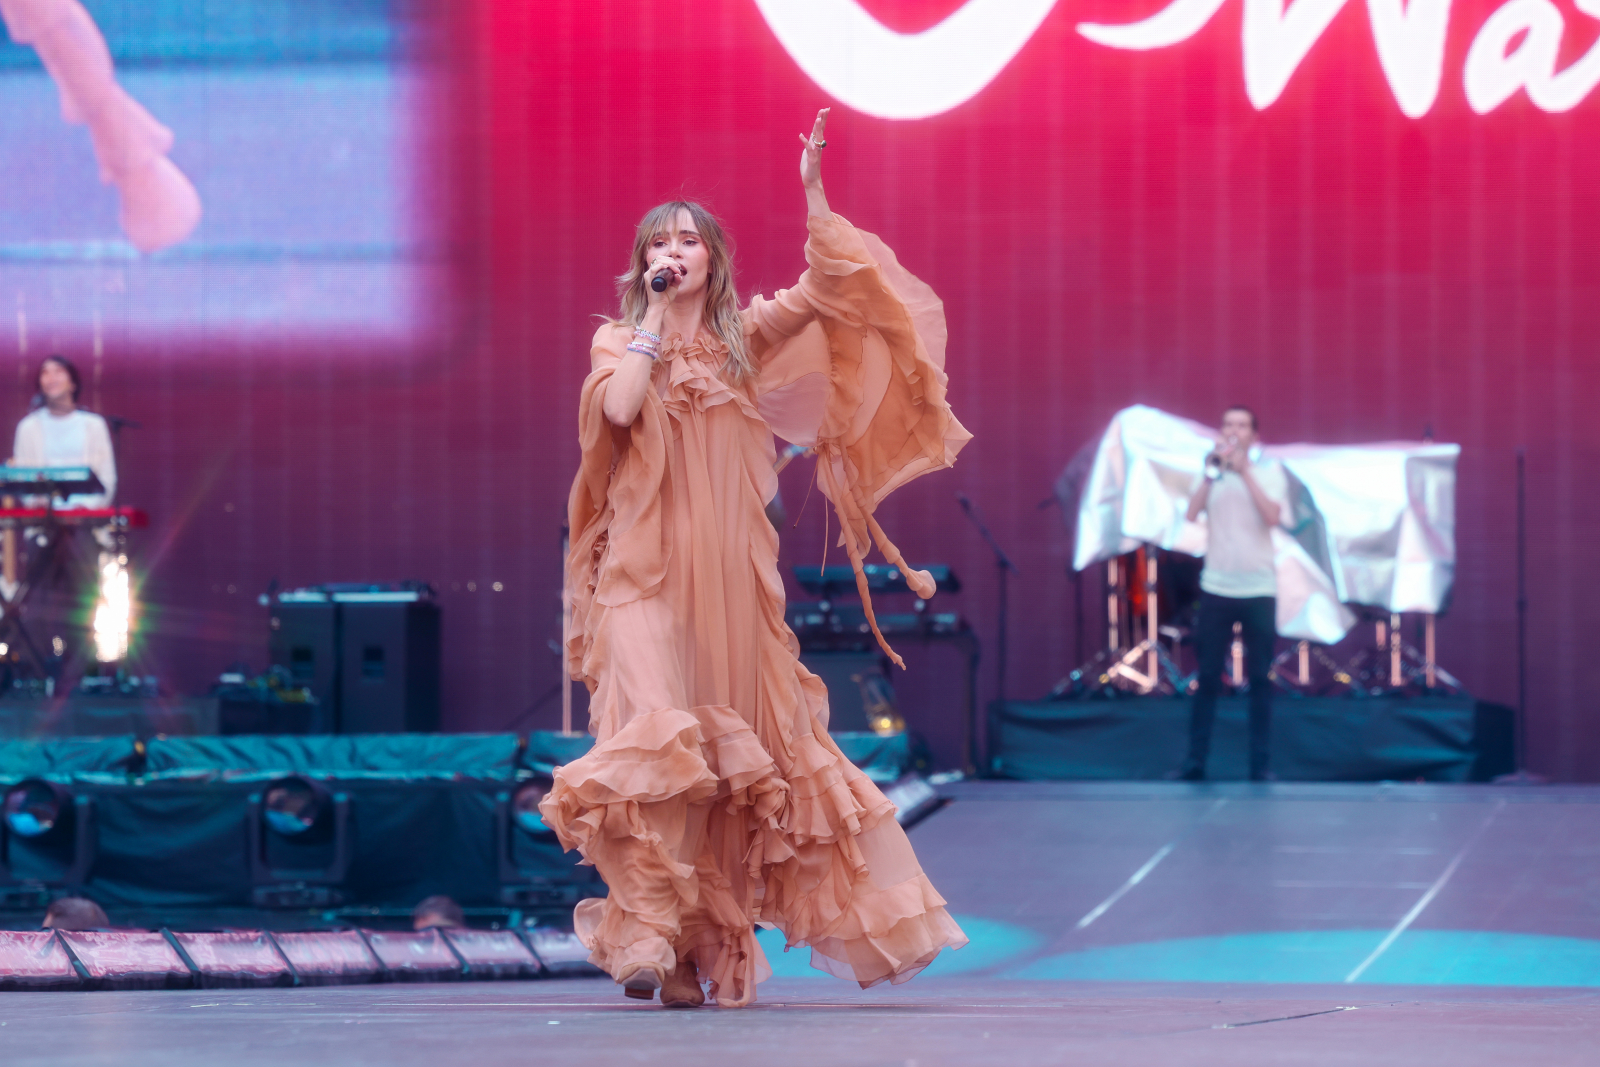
[262,776,329,837]
[0,779,97,904]
[4,780,67,838]
[496,776,602,908]
[247,776,351,908]
[511,780,553,835]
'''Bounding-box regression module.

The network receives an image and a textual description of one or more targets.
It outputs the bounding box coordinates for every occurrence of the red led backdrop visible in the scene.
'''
[81,0,1600,777]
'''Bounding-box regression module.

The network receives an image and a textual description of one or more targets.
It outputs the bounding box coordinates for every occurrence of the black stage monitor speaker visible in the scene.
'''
[339,600,441,734]
[267,585,440,733]
[268,601,338,719]
[798,651,883,733]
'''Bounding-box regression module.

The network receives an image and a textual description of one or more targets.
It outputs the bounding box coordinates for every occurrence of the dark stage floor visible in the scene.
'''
[2,979,1595,1067]
[7,780,1599,1066]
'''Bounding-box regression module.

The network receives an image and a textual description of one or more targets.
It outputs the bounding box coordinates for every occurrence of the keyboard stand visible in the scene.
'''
[0,509,100,689]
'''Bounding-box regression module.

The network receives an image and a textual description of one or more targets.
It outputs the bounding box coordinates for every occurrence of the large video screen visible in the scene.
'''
[478,0,1600,766]
[0,0,437,344]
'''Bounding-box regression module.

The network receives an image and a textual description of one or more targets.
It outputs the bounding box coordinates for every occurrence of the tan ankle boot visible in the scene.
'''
[660,956,705,1008]
[618,961,663,1001]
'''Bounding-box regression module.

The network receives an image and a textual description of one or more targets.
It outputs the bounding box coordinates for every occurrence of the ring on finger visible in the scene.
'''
[815,139,827,148]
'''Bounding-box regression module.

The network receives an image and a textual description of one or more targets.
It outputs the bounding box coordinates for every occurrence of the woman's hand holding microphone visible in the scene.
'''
[646,255,684,304]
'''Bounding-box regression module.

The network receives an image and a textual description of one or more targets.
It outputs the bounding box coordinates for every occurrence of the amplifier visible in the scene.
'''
[788,601,967,644]
[791,563,960,598]
[268,602,338,720]
[339,599,441,734]
[797,650,885,733]
[266,584,440,733]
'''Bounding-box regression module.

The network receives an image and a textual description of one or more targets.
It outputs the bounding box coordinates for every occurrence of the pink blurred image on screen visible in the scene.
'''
[0,2,441,349]
[0,930,79,987]
[363,929,459,976]
[172,931,291,983]
[270,930,380,981]
[57,930,189,984]
[441,929,540,977]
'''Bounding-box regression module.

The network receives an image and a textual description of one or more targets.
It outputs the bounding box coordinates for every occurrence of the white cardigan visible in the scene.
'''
[11,408,118,506]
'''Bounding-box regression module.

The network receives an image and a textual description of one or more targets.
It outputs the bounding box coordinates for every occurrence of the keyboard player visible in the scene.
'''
[10,355,117,508]
[2,356,120,666]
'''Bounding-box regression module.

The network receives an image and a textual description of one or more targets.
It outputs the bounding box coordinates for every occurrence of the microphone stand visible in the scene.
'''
[957,493,1018,773]
[102,414,140,444]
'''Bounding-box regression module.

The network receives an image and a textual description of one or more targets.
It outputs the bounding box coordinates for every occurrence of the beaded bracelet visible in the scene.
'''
[625,341,659,360]
[633,327,662,343]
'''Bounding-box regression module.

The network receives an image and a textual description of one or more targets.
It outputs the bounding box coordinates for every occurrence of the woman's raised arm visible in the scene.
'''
[743,109,836,358]
[799,108,832,219]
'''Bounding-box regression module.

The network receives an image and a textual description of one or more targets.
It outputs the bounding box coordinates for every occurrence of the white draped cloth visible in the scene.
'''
[1058,405,1459,644]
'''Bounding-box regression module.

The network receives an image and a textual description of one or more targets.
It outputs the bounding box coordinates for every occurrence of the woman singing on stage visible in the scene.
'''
[540,109,972,1008]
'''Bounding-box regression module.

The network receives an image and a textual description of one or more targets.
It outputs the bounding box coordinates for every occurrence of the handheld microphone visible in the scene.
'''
[651,272,669,293]
[1205,433,1239,481]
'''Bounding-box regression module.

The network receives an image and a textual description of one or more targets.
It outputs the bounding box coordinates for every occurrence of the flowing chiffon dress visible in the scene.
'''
[540,212,972,1007]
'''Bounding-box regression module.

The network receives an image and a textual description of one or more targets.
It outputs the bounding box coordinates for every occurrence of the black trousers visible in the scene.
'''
[1184,592,1277,779]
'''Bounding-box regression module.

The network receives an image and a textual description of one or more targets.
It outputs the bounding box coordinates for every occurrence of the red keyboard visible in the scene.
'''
[0,507,148,528]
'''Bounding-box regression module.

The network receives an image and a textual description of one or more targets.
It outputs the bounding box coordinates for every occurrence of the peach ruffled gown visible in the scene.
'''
[540,213,972,1007]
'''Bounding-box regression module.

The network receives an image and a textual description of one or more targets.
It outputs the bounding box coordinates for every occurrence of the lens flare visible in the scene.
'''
[93,553,131,662]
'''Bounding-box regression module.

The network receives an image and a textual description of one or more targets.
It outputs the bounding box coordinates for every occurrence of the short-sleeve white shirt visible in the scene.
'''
[1200,458,1290,599]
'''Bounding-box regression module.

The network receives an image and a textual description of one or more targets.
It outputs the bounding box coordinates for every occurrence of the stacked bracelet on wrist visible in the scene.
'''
[626,327,661,360]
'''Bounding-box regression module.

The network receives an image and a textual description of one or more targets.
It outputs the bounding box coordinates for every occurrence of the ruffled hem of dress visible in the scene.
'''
[539,707,719,821]
[538,704,963,1004]
[802,893,969,988]
[540,705,785,1006]
[541,709,715,986]
[773,729,896,845]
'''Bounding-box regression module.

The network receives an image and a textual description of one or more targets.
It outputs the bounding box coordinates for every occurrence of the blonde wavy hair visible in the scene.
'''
[611,201,752,382]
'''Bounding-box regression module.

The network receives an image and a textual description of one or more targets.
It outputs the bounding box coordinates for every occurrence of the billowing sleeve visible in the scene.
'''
[747,214,971,667]
[564,325,673,683]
